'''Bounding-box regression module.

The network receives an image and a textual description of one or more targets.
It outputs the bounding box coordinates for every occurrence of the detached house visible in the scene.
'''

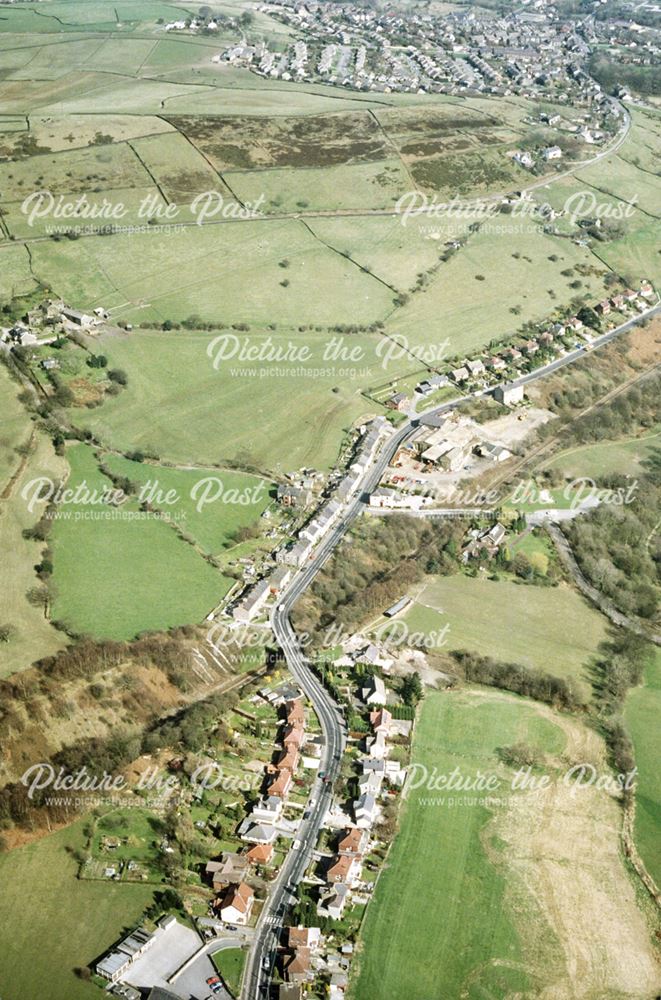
[338,827,369,856]
[218,882,254,925]
[327,854,362,886]
[360,675,387,706]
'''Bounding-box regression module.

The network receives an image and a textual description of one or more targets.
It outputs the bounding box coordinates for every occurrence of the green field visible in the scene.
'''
[0,820,155,1000]
[0,368,68,675]
[625,651,661,888]
[102,453,274,555]
[28,219,396,326]
[385,574,607,699]
[351,688,660,1000]
[50,443,230,639]
[63,329,397,473]
[545,428,661,480]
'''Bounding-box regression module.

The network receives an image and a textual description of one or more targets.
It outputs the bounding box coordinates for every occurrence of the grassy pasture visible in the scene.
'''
[351,688,660,1000]
[381,223,611,357]
[0,819,155,1000]
[311,212,471,293]
[22,113,174,152]
[102,453,274,556]
[0,139,149,200]
[0,370,68,676]
[625,651,661,888]
[224,159,411,214]
[0,242,40,297]
[544,428,661,480]
[29,218,396,325]
[62,328,395,472]
[130,129,230,204]
[50,443,229,640]
[387,573,606,700]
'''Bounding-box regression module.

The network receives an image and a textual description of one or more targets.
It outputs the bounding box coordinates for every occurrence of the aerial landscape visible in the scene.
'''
[0,0,659,999]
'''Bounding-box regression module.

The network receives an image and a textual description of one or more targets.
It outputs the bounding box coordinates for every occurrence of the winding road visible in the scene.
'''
[241,279,659,997]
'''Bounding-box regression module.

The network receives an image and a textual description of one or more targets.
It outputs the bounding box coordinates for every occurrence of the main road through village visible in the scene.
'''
[241,298,661,999]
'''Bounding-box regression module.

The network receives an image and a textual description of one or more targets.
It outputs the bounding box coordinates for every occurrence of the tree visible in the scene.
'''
[108,368,127,385]
[401,672,422,706]
[0,623,16,643]
[529,552,548,577]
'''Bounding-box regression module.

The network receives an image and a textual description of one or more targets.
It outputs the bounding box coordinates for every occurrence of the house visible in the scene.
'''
[595,299,611,315]
[218,882,254,925]
[639,280,655,299]
[62,307,95,326]
[238,820,278,845]
[354,793,377,828]
[370,707,392,734]
[277,484,312,508]
[565,316,584,331]
[501,347,522,362]
[283,948,312,984]
[317,882,349,919]
[275,747,300,772]
[362,758,386,777]
[233,578,271,623]
[283,724,304,750]
[610,293,625,310]
[338,827,368,856]
[277,538,315,567]
[268,769,293,798]
[386,391,408,411]
[360,675,387,706]
[358,770,383,796]
[538,331,554,346]
[205,852,249,889]
[476,442,511,463]
[250,796,284,823]
[269,566,291,595]
[542,145,562,160]
[493,384,524,406]
[521,339,539,356]
[327,854,361,885]
[466,359,485,377]
[514,150,534,168]
[245,842,274,865]
[41,357,60,371]
[366,730,388,760]
[285,698,305,726]
[450,366,470,383]
[486,356,506,371]
[288,926,321,951]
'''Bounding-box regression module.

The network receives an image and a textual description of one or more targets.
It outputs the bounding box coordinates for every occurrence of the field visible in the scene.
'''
[350,688,659,1000]
[0,367,68,676]
[0,819,155,1000]
[50,443,231,639]
[102,453,274,556]
[61,328,399,473]
[544,427,661,480]
[27,220,396,327]
[379,223,612,357]
[384,574,607,700]
[625,651,661,888]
